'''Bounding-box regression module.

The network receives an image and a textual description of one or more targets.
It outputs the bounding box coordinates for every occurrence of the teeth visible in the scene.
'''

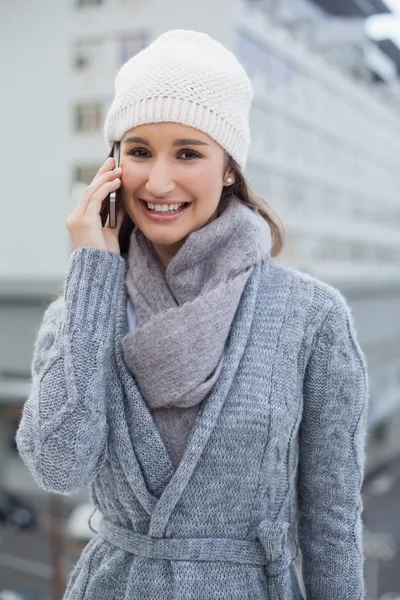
[146,202,185,213]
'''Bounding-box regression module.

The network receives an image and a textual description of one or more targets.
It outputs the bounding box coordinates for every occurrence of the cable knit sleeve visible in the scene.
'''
[297,289,369,599]
[16,247,126,495]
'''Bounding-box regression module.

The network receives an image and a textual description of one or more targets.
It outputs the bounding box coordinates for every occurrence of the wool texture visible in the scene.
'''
[16,247,369,600]
[103,29,253,169]
[123,194,271,468]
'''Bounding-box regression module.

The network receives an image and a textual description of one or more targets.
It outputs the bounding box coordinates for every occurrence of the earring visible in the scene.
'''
[225,177,233,185]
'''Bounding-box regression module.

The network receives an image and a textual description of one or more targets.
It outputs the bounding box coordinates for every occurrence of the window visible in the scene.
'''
[76,0,103,7]
[74,103,102,132]
[348,242,368,262]
[120,33,148,64]
[73,40,103,73]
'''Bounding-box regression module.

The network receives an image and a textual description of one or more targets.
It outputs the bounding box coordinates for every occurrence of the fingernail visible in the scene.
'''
[106,157,112,163]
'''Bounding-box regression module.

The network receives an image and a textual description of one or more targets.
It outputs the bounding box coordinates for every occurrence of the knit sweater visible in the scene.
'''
[16,247,369,600]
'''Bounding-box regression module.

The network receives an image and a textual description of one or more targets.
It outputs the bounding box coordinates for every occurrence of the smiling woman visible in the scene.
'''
[17,28,368,600]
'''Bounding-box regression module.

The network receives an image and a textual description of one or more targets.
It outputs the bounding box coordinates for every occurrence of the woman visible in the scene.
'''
[16,30,368,599]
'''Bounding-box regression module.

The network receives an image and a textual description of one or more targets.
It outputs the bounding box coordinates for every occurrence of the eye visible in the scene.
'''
[126,148,150,158]
[125,148,201,160]
[178,150,202,160]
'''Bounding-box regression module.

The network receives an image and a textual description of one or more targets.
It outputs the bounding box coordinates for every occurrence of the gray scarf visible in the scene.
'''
[122,194,272,467]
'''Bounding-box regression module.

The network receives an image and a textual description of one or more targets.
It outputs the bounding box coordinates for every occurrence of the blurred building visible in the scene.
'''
[238,0,400,472]
[1,0,400,501]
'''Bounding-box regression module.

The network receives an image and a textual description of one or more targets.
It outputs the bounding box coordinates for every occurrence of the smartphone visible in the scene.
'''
[108,142,120,228]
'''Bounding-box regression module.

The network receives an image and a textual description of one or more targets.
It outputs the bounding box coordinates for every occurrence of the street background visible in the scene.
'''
[1,0,400,599]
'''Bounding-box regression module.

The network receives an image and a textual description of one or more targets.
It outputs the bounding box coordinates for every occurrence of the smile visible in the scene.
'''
[139,199,191,221]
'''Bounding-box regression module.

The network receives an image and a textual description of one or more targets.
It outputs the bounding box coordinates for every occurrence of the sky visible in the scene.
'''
[366,0,400,44]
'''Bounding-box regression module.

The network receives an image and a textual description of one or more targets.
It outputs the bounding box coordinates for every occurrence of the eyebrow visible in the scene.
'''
[123,136,210,147]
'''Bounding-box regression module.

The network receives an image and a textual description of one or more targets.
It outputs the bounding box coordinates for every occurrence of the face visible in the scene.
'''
[119,123,235,268]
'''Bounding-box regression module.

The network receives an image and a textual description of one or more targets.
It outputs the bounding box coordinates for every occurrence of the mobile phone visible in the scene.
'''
[108,142,120,228]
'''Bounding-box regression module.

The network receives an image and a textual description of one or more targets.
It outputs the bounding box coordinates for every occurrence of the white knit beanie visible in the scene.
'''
[104,29,253,170]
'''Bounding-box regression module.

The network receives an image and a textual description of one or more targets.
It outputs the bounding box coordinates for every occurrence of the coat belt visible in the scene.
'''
[98,518,270,566]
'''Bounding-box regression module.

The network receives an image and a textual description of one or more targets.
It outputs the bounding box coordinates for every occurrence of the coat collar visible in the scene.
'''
[109,258,267,537]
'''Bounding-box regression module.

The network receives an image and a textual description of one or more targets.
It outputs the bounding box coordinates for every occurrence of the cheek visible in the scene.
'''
[120,163,146,192]
[180,164,222,196]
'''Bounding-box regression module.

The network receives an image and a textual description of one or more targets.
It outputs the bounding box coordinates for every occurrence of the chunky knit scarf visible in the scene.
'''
[122,194,272,468]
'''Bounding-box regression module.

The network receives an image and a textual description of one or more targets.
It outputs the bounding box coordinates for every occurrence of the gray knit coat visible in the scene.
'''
[16,247,369,600]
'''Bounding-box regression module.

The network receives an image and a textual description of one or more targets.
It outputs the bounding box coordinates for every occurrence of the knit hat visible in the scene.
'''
[104,29,253,169]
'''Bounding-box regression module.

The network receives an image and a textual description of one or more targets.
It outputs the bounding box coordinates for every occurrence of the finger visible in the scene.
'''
[87,168,122,201]
[74,169,121,217]
[95,156,115,179]
[85,178,121,219]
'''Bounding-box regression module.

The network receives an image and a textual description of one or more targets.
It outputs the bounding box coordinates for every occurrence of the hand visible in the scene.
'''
[66,157,125,255]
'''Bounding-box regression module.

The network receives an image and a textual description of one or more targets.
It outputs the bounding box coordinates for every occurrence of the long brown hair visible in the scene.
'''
[221,154,285,258]
[100,147,285,258]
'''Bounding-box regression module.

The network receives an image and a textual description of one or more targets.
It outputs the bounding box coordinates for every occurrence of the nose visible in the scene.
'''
[145,159,176,197]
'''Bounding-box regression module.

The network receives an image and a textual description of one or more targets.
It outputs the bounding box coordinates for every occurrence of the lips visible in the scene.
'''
[138,198,191,221]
